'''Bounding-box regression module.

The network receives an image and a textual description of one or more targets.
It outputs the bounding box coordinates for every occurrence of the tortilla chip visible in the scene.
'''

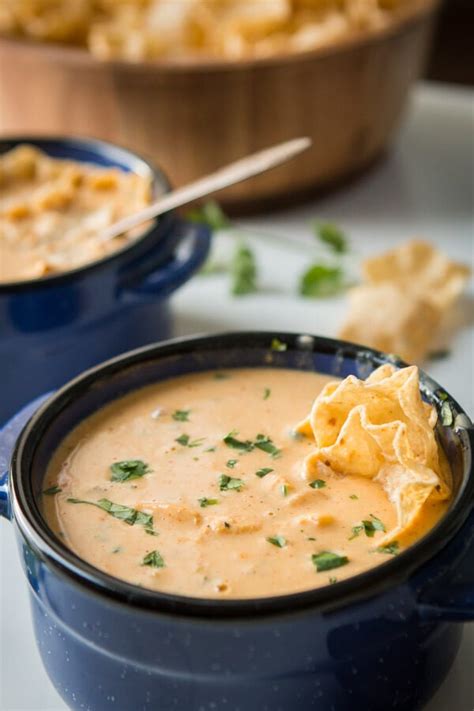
[297,364,450,543]
[339,240,470,363]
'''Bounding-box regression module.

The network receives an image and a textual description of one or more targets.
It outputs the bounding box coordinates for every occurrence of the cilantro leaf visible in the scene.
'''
[231,243,258,296]
[254,434,281,458]
[376,542,400,556]
[172,410,191,422]
[300,264,345,298]
[219,474,244,492]
[186,200,230,231]
[67,497,155,534]
[267,535,287,548]
[314,222,348,254]
[42,485,62,496]
[255,467,274,478]
[312,551,349,572]
[110,459,150,483]
[198,497,219,508]
[223,431,254,452]
[309,479,326,489]
[142,550,165,568]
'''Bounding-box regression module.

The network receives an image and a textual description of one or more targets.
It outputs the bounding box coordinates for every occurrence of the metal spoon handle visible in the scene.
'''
[99,136,311,242]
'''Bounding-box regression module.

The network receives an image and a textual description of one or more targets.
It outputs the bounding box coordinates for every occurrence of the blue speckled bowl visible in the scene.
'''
[0,136,211,425]
[1,332,473,711]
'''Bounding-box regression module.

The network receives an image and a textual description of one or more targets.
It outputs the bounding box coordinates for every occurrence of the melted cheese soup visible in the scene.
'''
[43,368,449,598]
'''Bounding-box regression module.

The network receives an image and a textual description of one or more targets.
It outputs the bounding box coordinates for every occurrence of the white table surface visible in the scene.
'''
[1,81,473,711]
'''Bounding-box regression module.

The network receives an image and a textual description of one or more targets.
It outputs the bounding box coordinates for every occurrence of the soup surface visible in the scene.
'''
[0,144,152,283]
[43,367,449,598]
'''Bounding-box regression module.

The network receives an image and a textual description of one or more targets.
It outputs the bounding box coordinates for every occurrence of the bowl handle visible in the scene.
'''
[417,428,474,622]
[0,394,51,520]
[120,220,211,301]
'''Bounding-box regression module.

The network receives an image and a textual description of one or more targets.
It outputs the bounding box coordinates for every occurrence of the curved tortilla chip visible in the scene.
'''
[297,364,450,543]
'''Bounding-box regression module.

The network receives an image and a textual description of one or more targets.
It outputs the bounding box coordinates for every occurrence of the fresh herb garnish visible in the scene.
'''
[281,484,289,497]
[186,199,230,231]
[219,474,244,492]
[198,497,219,508]
[312,551,349,572]
[267,535,286,548]
[231,243,257,296]
[376,541,400,556]
[42,485,62,496]
[175,434,205,448]
[428,349,451,361]
[67,498,155,534]
[172,410,191,422]
[205,447,217,453]
[315,222,348,254]
[263,387,271,400]
[142,550,165,568]
[255,467,274,478]
[110,459,150,483]
[307,536,316,541]
[309,479,326,489]
[350,514,386,539]
[349,494,358,500]
[271,338,287,352]
[223,431,254,452]
[254,434,281,458]
[226,459,238,469]
[441,401,454,427]
[300,264,345,298]
[329,576,338,585]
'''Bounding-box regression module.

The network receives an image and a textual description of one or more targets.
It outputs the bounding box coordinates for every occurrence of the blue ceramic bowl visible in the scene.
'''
[0,136,211,425]
[0,332,473,711]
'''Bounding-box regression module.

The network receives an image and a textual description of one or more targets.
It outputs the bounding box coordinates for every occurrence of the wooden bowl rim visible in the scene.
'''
[0,0,440,74]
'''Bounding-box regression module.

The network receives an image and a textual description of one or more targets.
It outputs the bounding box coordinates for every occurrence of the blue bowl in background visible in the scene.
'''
[0,136,211,425]
[0,332,473,711]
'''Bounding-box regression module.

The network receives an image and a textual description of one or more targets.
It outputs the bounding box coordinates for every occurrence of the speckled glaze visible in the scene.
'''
[1,333,473,711]
[0,137,211,425]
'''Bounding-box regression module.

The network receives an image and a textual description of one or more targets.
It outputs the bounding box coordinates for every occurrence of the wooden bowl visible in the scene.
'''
[0,1,439,210]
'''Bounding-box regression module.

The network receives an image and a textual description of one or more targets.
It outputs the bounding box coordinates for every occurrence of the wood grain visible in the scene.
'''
[0,2,438,209]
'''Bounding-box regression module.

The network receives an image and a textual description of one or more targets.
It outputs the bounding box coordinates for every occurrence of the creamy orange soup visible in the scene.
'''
[0,144,152,283]
[43,368,448,599]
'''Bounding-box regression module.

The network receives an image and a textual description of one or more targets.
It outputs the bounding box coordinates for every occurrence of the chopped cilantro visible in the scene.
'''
[67,498,155,534]
[186,199,230,231]
[271,338,287,352]
[42,485,62,496]
[312,551,349,572]
[254,434,281,458]
[329,576,338,585]
[205,447,217,453]
[198,497,219,508]
[172,410,190,422]
[110,459,150,483]
[349,494,358,500]
[314,222,348,254]
[142,550,165,568]
[309,479,326,489]
[377,542,400,556]
[281,484,289,497]
[267,535,286,548]
[300,264,345,298]
[231,243,257,296]
[226,459,238,469]
[263,387,271,400]
[223,431,254,452]
[219,474,244,492]
[255,467,274,478]
[175,434,205,448]
[350,514,385,539]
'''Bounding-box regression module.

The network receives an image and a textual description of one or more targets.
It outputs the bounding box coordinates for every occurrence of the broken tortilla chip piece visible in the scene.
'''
[339,240,470,363]
[296,364,451,544]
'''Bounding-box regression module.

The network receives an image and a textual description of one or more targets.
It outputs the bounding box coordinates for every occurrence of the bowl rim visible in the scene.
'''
[0,134,173,293]
[0,0,440,74]
[8,331,474,619]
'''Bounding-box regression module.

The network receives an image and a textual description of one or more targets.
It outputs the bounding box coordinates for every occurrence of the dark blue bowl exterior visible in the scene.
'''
[4,334,474,711]
[0,137,211,425]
